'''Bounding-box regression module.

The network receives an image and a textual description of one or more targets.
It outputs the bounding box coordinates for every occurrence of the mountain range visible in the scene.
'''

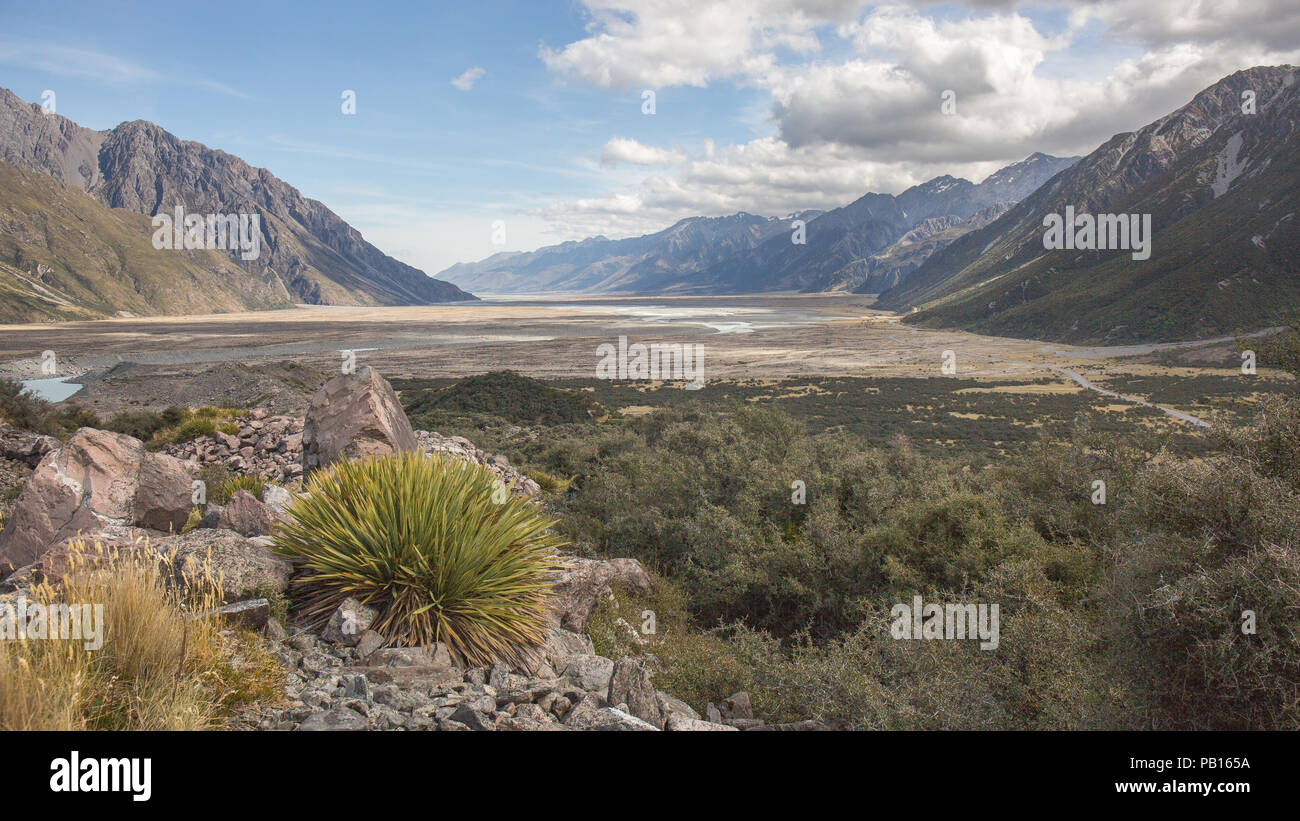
[2,65,1294,343]
[440,153,1078,295]
[0,87,473,321]
[878,65,1300,342]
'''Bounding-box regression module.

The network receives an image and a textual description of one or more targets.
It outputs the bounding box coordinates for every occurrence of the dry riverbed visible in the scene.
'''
[0,295,1278,423]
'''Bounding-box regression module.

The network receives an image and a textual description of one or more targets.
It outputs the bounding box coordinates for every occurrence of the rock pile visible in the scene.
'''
[158,368,540,497]
[237,556,747,732]
[160,425,540,498]
[159,410,303,484]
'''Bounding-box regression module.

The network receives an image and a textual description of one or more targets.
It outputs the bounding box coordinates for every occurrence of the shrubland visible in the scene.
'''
[448,349,1300,729]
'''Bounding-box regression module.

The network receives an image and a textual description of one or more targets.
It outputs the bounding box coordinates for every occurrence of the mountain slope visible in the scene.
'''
[820,202,1014,294]
[0,160,293,322]
[879,66,1300,343]
[0,87,473,313]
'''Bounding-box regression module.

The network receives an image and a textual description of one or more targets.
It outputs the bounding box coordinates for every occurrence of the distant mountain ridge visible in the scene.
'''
[878,66,1300,343]
[439,210,822,294]
[0,86,473,319]
[440,153,1078,295]
[700,153,1078,294]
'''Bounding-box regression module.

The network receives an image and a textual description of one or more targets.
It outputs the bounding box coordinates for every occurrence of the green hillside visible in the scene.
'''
[0,160,293,322]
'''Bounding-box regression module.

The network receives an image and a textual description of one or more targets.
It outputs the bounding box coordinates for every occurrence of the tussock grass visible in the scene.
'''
[215,474,267,503]
[526,468,576,494]
[0,539,280,730]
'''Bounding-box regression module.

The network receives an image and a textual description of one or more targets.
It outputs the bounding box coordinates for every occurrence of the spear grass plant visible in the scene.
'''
[272,452,565,666]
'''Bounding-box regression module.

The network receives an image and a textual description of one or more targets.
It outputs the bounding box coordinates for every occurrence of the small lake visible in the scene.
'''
[20,376,83,403]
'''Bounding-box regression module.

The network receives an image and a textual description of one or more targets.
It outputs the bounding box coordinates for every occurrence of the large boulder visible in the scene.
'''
[158,528,292,602]
[301,367,418,479]
[0,428,196,575]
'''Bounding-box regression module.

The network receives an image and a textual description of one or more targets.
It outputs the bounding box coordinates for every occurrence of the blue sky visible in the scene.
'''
[1,0,1295,275]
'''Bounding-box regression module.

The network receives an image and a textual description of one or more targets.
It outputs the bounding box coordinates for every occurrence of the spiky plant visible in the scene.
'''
[272,453,565,666]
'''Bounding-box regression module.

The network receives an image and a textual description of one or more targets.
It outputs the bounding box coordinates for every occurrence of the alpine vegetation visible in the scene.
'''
[272,452,566,666]
[1041,206,1152,261]
[890,596,999,650]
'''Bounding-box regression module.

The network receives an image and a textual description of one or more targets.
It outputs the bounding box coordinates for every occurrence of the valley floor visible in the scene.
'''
[0,295,1288,436]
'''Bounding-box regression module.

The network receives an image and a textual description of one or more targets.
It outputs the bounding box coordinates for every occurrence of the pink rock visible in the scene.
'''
[301,367,418,479]
[0,428,197,574]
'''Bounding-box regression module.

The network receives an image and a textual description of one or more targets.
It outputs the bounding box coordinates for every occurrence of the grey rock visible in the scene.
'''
[212,597,270,630]
[301,367,419,479]
[163,528,292,602]
[355,629,385,659]
[217,489,276,537]
[542,628,595,667]
[549,556,654,633]
[664,715,739,731]
[0,427,197,575]
[723,691,753,720]
[449,703,495,732]
[563,695,658,731]
[488,661,511,691]
[656,691,700,722]
[299,708,367,731]
[322,597,377,646]
[260,483,295,517]
[608,659,663,729]
[264,617,287,643]
[561,654,615,694]
[342,673,370,701]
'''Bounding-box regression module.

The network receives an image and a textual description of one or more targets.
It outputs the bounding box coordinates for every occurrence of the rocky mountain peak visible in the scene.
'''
[0,87,474,313]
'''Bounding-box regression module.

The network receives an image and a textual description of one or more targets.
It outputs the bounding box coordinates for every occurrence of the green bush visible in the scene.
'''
[272,453,566,666]
[400,370,597,426]
[198,464,233,501]
[147,406,246,446]
[104,406,186,441]
[525,468,576,494]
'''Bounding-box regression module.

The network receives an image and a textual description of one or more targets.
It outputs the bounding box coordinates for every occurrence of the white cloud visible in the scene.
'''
[1074,0,1300,51]
[539,0,861,90]
[526,1,1300,246]
[536,136,1009,239]
[0,39,160,85]
[600,137,688,166]
[451,66,487,91]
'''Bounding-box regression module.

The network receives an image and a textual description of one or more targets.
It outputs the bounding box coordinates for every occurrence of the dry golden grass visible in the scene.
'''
[0,538,281,730]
